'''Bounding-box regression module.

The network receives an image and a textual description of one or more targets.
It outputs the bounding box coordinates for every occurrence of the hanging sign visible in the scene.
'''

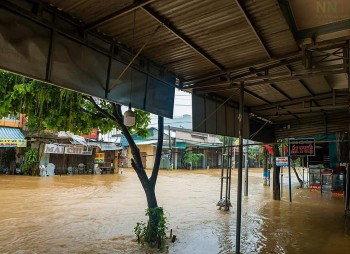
[95,153,105,163]
[64,145,84,155]
[44,144,90,155]
[288,138,315,156]
[44,144,65,154]
[276,157,289,167]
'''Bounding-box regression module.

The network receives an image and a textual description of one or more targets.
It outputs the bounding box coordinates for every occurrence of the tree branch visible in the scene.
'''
[111,103,123,120]
[87,96,117,121]
[80,107,105,118]
[98,100,148,182]
[88,98,150,188]
[150,116,164,187]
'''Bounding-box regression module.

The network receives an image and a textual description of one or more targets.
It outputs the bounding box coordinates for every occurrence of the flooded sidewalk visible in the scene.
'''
[0,168,349,253]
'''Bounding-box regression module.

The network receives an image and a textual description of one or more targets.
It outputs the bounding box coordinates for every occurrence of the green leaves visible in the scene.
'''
[134,207,168,248]
[21,148,38,175]
[0,71,150,136]
[183,149,204,166]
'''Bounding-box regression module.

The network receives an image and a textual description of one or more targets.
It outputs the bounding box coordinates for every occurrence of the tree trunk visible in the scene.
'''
[273,145,281,200]
[89,100,164,243]
[292,164,304,188]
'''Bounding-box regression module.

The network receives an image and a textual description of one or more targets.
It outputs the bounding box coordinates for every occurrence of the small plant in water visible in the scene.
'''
[134,207,168,249]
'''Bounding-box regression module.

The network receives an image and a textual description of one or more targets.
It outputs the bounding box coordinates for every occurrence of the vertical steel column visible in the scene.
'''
[288,139,292,203]
[235,82,244,254]
[346,41,350,215]
[168,125,172,169]
[228,146,232,206]
[225,143,230,210]
[307,155,309,187]
[244,139,249,196]
[220,138,225,201]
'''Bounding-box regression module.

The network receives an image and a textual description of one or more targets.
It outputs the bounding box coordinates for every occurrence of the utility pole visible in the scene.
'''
[244,139,249,196]
[168,125,172,169]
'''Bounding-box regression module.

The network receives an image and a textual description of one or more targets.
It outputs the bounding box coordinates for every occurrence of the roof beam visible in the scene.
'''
[141,6,226,71]
[244,89,272,104]
[256,105,349,116]
[279,0,350,40]
[84,0,155,31]
[184,54,301,85]
[188,68,346,90]
[252,91,347,111]
[298,19,350,39]
[268,83,292,100]
[186,41,347,85]
[235,0,272,58]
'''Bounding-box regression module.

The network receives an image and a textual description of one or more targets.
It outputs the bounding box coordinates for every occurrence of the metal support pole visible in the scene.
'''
[220,139,225,201]
[346,163,350,215]
[280,167,283,198]
[244,139,249,196]
[228,147,232,205]
[302,157,305,183]
[307,155,309,187]
[233,146,236,169]
[235,82,244,254]
[168,125,172,169]
[225,148,229,210]
[288,144,292,203]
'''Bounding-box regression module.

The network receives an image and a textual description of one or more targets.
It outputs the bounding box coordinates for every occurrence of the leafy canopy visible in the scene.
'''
[0,71,150,136]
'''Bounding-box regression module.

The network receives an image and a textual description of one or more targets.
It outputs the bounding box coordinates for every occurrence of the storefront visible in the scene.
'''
[41,140,120,174]
[0,127,26,174]
[44,143,94,174]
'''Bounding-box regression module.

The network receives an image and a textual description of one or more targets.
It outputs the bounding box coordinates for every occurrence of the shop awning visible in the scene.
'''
[99,142,120,151]
[0,127,26,148]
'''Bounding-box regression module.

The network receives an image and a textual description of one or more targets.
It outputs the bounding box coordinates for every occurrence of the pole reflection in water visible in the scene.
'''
[0,169,350,253]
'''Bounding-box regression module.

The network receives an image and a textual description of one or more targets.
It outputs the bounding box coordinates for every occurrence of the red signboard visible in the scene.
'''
[288,138,315,156]
[81,128,98,139]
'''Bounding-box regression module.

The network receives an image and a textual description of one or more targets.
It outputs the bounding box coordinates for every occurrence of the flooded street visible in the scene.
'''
[1,169,349,253]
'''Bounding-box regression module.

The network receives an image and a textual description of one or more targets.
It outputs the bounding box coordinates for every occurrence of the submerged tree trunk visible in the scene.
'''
[89,99,164,242]
[292,163,304,188]
[273,145,281,200]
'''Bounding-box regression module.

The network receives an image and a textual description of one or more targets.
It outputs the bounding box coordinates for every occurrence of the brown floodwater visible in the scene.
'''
[1,169,349,254]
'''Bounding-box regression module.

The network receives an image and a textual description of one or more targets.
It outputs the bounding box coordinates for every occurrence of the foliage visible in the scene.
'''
[0,71,150,136]
[134,207,168,248]
[21,147,38,175]
[183,149,204,168]
[1,71,166,249]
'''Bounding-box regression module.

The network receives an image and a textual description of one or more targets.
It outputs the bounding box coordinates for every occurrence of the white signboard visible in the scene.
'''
[44,144,64,154]
[64,145,84,154]
[276,157,289,167]
[44,144,89,155]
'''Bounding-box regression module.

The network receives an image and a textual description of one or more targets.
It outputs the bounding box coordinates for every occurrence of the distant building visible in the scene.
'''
[119,126,222,170]
[163,114,192,130]
[0,114,26,174]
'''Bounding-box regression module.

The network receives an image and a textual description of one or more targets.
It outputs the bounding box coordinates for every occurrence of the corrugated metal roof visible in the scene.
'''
[33,0,350,134]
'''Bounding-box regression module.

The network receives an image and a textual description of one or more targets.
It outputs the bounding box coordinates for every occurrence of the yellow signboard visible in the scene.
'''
[0,139,27,148]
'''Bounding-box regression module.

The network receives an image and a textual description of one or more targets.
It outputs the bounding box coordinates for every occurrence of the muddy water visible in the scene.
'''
[1,169,349,254]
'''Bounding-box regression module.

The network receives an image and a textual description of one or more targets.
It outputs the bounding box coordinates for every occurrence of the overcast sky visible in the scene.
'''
[173,89,192,116]
[149,89,192,126]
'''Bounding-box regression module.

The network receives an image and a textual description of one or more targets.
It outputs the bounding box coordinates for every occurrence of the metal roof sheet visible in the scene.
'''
[14,0,350,136]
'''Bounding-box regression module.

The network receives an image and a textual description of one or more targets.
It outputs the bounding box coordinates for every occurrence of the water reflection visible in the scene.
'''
[1,169,350,253]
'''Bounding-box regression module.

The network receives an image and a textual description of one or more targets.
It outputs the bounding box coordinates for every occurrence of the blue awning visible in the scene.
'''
[0,127,26,148]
